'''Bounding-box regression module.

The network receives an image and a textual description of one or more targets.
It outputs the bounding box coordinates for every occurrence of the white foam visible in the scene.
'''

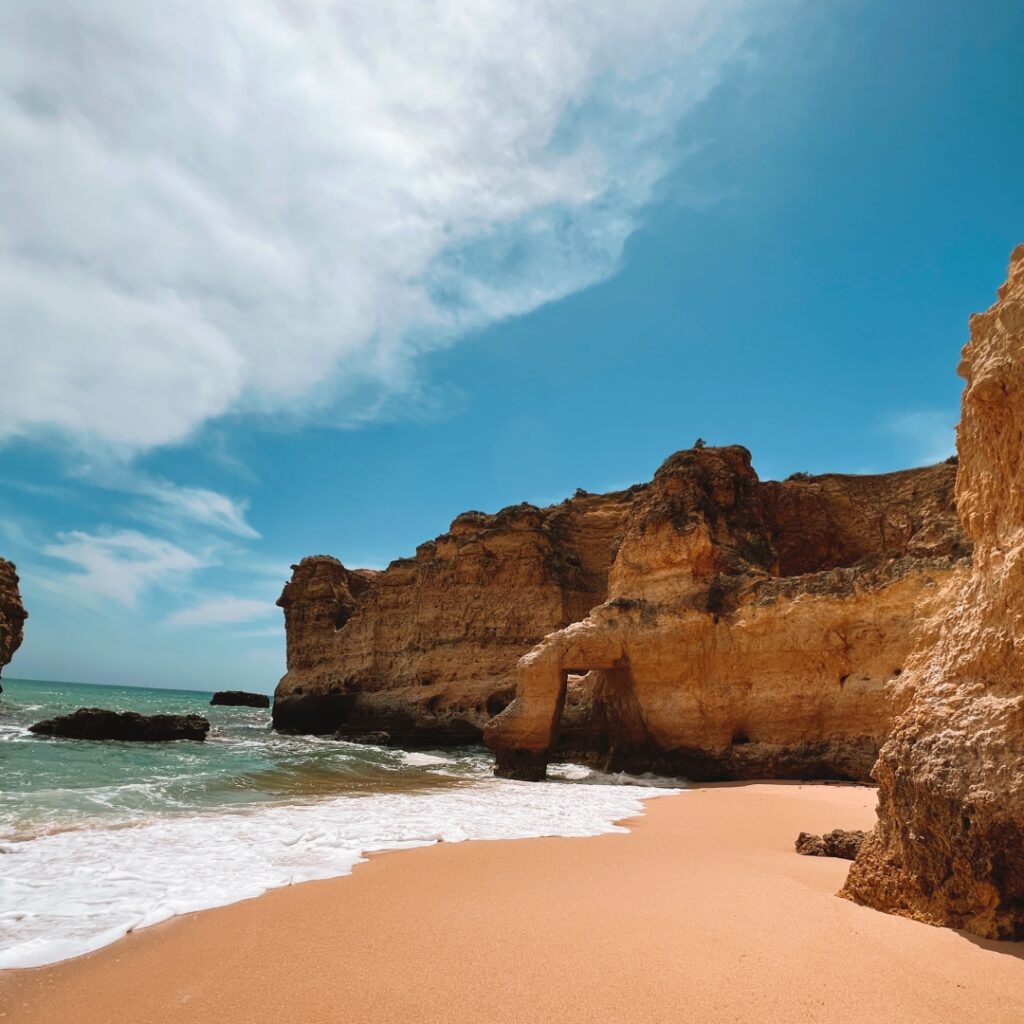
[0,778,676,969]
[548,762,593,780]
[398,751,452,766]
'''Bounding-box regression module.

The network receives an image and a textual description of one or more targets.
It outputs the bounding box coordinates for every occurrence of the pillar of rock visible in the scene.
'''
[842,245,1024,940]
[0,558,27,687]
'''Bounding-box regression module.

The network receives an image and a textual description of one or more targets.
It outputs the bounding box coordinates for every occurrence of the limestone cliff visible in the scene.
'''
[277,449,965,783]
[273,492,640,741]
[0,558,27,688]
[842,245,1024,940]
[485,449,966,779]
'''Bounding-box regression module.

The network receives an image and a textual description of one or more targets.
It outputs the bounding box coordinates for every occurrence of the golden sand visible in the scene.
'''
[3,782,1023,1024]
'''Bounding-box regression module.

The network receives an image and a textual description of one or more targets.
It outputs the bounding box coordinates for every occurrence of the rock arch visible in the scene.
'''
[486,447,966,781]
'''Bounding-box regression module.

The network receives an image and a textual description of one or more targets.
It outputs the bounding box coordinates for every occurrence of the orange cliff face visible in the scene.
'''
[0,558,27,686]
[272,491,641,743]
[484,447,966,779]
[274,447,966,782]
[842,245,1024,940]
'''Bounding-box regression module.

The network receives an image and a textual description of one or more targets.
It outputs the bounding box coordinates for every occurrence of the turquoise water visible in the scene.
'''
[0,677,479,840]
[0,678,676,969]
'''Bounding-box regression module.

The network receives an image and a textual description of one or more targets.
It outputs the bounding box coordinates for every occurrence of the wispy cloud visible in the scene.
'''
[42,529,206,606]
[9,467,265,618]
[167,596,275,629]
[231,625,284,640]
[47,457,261,540]
[133,481,259,540]
[0,0,780,455]
[884,410,957,466]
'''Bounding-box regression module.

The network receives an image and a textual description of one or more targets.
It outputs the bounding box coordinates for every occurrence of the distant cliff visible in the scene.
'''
[0,558,27,687]
[275,449,966,783]
[842,245,1024,940]
[274,489,639,742]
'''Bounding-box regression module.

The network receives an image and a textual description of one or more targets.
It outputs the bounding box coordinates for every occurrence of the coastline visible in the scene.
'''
[3,782,1023,1024]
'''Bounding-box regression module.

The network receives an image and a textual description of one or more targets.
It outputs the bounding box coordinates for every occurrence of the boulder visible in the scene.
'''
[336,730,392,746]
[210,690,270,708]
[795,830,866,860]
[29,708,210,742]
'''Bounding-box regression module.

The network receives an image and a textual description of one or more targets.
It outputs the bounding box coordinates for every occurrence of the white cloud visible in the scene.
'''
[44,456,261,539]
[42,529,205,606]
[168,596,275,628]
[0,0,776,454]
[884,410,957,466]
[134,481,259,540]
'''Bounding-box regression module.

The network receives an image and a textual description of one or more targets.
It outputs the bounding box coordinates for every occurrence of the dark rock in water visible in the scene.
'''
[795,829,867,860]
[271,691,478,747]
[335,730,392,746]
[29,708,210,742]
[210,690,270,708]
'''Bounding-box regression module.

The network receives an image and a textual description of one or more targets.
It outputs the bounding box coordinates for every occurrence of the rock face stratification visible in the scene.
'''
[842,246,1024,940]
[273,491,639,742]
[276,450,966,782]
[484,449,966,779]
[0,558,27,689]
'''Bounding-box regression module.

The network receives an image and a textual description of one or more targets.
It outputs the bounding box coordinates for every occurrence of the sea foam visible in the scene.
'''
[0,775,675,969]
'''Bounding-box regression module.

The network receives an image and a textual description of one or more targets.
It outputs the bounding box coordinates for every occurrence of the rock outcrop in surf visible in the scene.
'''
[210,690,270,708]
[30,708,211,742]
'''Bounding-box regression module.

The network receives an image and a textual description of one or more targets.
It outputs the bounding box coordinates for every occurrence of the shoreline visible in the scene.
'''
[3,782,1023,1024]
[0,763,672,971]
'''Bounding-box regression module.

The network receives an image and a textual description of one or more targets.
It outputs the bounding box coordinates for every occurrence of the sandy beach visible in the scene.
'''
[2,782,1023,1024]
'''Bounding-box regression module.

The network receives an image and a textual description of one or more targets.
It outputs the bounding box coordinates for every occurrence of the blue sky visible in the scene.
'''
[1,0,1022,691]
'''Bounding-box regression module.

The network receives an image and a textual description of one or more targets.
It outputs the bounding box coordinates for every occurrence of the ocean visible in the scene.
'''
[0,678,676,969]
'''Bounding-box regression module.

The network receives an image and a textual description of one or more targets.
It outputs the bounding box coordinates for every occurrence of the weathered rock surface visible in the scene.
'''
[277,445,965,783]
[273,492,639,741]
[485,447,966,780]
[210,690,270,708]
[29,708,210,742]
[0,558,27,690]
[842,245,1024,940]
[796,829,866,860]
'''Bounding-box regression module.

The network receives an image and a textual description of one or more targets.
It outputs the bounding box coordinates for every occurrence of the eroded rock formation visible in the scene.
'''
[796,830,866,860]
[842,246,1024,940]
[274,492,639,741]
[29,708,210,742]
[484,448,966,780]
[277,446,965,782]
[0,558,27,690]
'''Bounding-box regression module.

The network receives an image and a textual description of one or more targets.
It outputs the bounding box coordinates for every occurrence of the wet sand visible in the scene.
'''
[2,782,1023,1024]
